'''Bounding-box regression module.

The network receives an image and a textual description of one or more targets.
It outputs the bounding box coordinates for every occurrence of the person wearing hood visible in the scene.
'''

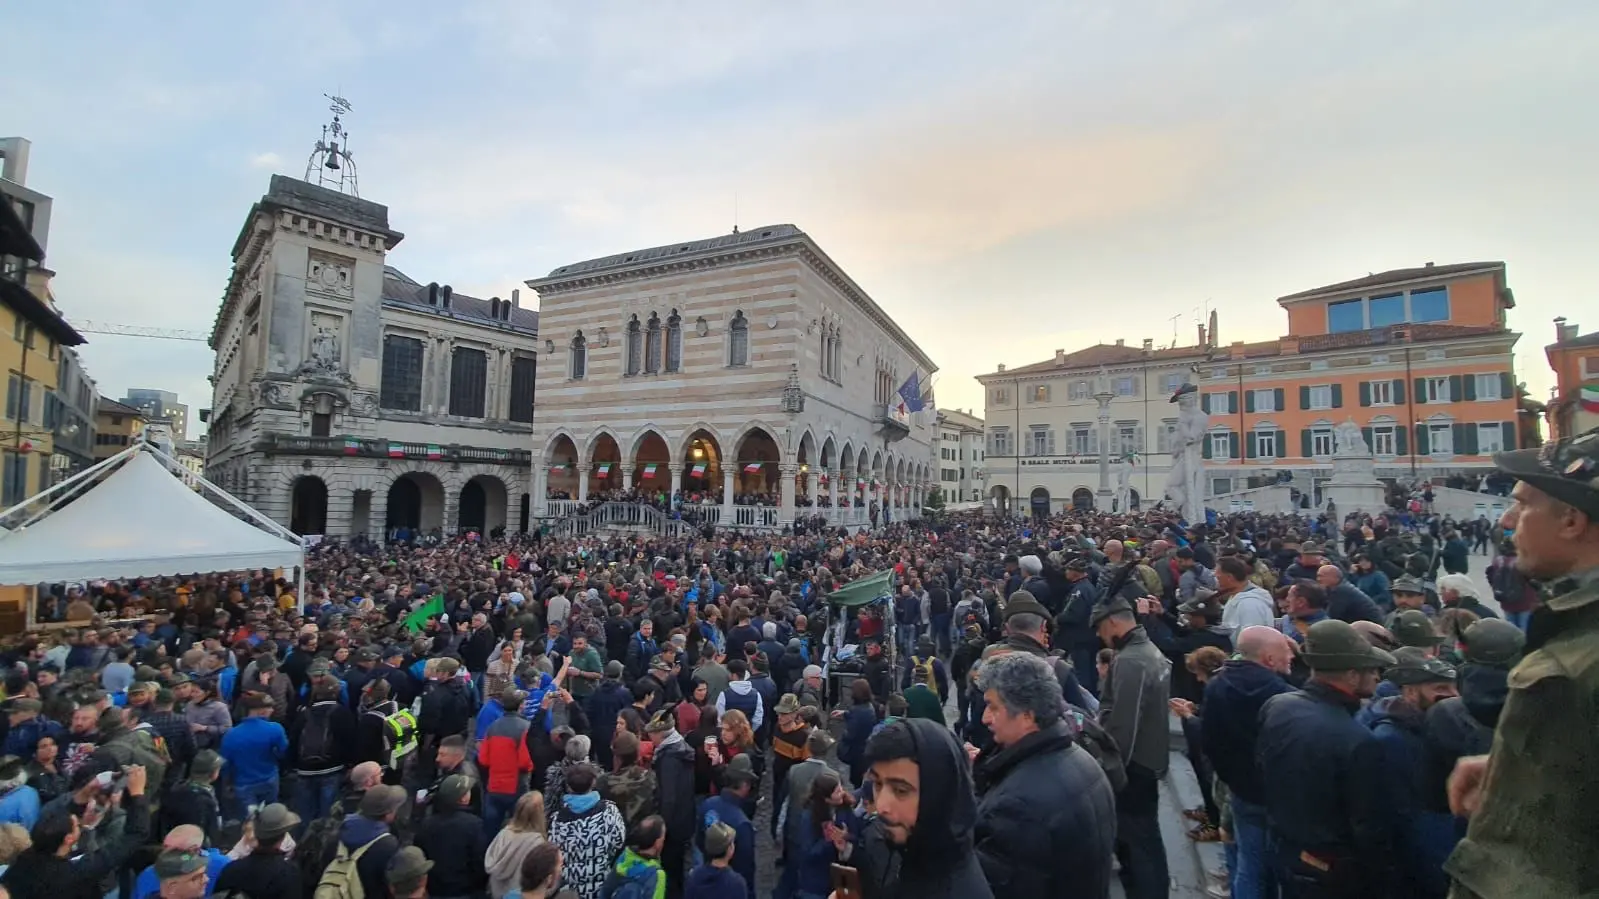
[1361,649,1460,898]
[1422,619,1523,847]
[713,660,765,734]
[646,710,696,897]
[971,652,1115,899]
[548,763,625,899]
[1201,626,1295,899]
[852,718,992,899]
[1092,598,1170,899]
[1215,557,1276,635]
[336,784,404,899]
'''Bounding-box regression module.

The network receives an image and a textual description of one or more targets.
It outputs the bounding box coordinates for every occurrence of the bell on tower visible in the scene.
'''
[304,94,360,196]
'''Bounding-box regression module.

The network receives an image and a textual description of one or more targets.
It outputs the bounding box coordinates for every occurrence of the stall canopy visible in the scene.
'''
[825,569,895,608]
[0,448,305,584]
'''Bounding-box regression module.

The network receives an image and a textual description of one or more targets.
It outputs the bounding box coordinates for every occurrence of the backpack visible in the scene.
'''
[1063,705,1127,793]
[296,815,346,892]
[299,704,337,770]
[314,833,391,899]
[599,864,659,899]
[912,656,939,699]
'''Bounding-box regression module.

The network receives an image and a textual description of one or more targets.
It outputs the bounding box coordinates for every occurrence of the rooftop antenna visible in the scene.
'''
[1167,312,1182,343]
[305,94,360,196]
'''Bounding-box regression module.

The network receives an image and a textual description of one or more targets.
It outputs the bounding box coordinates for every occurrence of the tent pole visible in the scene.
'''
[0,442,140,529]
[297,565,305,614]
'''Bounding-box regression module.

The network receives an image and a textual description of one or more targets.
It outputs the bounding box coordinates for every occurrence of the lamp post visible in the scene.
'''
[1094,371,1116,510]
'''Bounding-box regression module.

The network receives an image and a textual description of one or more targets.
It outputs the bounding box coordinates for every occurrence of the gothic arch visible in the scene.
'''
[675,422,727,461]
[543,428,581,463]
[583,427,624,460]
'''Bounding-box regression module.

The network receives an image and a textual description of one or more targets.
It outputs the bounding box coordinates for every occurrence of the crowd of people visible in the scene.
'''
[0,424,1595,899]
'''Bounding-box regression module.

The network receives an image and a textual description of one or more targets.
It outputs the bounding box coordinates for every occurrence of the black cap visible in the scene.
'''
[1090,597,1135,627]
[1002,590,1049,622]
[1492,427,1599,519]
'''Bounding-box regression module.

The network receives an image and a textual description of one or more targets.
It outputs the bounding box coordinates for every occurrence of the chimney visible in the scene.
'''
[1197,324,1207,347]
[1054,349,1065,364]
[1555,316,1578,342]
[997,363,1006,372]
[1114,338,1124,347]
[511,288,521,308]
[427,282,439,306]
[1208,309,1219,347]
[1424,261,1435,268]
[1142,338,1153,353]
[441,285,453,309]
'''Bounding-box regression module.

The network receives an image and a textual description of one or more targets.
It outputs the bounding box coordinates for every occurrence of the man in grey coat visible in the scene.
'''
[1094,597,1171,899]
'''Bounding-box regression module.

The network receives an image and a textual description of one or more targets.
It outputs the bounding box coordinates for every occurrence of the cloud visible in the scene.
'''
[249,152,282,170]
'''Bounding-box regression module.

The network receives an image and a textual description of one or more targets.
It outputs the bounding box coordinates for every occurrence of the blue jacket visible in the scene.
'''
[475,697,507,742]
[1366,696,1458,898]
[1201,660,1293,806]
[1352,570,1393,611]
[2,717,62,759]
[839,705,878,768]
[683,863,748,899]
[218,666,239,704]
[133,848,231,899]
[0,786,39,830]
[789,807,857,896]
[220,716,289,786]
[695,793,755,894]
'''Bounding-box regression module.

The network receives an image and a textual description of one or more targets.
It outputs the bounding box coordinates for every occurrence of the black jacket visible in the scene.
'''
[212,849,303,899]
[413,807,488,896]
[973,722,1116,899]
[584,681,633,758]
[461,626,497,673]
[1,795,150,899]
[159,780,223,845]
[1258,681,1396,890]
[1201,660,1293,805]
[854,719,993,899]
[1422,663,1508,814]
[418,678,474,738]
[290,699,359,775]
[1326,582,1383,624]
[653,735,698,844]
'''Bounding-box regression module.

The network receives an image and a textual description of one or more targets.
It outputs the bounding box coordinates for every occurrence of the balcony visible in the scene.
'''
[259,434,531,466]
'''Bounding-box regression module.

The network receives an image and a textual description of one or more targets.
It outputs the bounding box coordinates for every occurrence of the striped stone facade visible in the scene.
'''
[527,225,938,527]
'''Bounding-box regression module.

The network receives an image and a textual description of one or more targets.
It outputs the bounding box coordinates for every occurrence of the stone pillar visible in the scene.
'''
[443,484,460,536]
[669,464,684,503]
[533,463,548,516]
[622,468,633,492]
[807,469,820,513]
[1096,394,1114,508]
[722,466,736,522]
[369,482,389,539]
[780,464,798,526]
[577,465,591,502]
[326,482,353,537]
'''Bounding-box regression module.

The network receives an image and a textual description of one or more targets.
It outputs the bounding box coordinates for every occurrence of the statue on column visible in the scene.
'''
[1163,383,1209,522]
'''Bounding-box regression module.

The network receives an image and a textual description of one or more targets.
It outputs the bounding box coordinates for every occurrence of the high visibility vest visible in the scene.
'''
[383,709,419,767]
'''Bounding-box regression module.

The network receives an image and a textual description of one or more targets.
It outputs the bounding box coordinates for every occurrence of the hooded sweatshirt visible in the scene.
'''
[337,815,398,899]
[1200,659,1292,805]
[683,862,748,899]
[853,718,993,899]
[1220,583,1277,634]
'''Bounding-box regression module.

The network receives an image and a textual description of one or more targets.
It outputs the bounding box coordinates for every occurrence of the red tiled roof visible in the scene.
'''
[1277,262,1502,302]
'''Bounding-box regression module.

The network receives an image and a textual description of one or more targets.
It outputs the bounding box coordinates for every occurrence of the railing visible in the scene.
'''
[547,501,696,538]
[547,500,581,518]
[733,504,781,530]
[261,434,531,465]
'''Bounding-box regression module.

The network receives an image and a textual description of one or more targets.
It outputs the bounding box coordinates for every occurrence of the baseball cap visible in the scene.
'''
[1392,576,1427,596]
[154,849,209,880]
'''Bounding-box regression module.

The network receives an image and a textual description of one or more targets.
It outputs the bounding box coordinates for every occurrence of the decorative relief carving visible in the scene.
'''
[351,392,379,417]
[307,251,356,299]
[302,311,345,376]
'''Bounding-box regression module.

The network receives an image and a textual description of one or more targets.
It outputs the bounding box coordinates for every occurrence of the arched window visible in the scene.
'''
[570,331,587,380]
[645,312,663,373]
[625,315,642,376]
[819,326,829,377]
[665,310,682,372]
[729,311,748,367]
[832,334,842,381]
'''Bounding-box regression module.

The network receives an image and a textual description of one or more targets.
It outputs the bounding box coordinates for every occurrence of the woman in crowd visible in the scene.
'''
[485,792,548,899]
[837,678,881,787]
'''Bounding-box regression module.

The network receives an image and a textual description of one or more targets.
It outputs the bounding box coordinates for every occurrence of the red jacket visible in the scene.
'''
[476,714,533,795]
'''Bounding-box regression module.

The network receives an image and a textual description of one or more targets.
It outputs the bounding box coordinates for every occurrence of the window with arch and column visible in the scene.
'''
[665,310,682,372]
[625,316,643,376]
[728,311,749,367]
[645,312,663,373]
[569,331,587,380]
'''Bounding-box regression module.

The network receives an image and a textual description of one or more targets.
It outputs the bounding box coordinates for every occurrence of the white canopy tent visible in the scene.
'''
[0,441,305,611]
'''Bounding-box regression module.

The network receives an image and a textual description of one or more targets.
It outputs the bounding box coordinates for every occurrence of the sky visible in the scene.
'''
[4,1,1596,438]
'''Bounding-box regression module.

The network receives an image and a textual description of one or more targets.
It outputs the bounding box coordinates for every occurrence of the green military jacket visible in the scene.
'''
[1446,567,1599,898]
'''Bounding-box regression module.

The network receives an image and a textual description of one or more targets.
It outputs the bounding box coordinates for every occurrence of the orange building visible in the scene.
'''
[1199,261,1523,501]
[1545,317,1599,440]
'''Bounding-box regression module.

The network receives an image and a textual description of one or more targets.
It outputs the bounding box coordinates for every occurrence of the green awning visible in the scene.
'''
[826,569,894,608]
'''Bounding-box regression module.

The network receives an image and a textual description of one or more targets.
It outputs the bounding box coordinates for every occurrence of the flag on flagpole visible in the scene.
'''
[426,444,442,460]
[690,462,708,477]
[343,438,360,456]
[743,462,762,474]
[920,374,936,413]
[402,594,446,633]
[387,442,405,458]
[642,463,658,478]
[550,462,569,473]
[596,463,612,477]
[897,371,925,413]
[857,478,866,489]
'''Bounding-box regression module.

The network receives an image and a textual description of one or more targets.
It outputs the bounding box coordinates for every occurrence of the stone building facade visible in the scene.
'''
[932,408,987,505]
[206,175,539,538]
[527,224,937,530]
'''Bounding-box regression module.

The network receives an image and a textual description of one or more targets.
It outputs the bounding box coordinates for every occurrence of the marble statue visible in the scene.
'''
[1164,386,1209,521]
[1335,418,1369,456]
[310,325,342,372]
[1114,456,1135,513]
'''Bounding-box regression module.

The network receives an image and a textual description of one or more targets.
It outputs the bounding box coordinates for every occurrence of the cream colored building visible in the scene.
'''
[932,408,986,504]
[527,224,937,530]
[977,339,1208,515]
[206,175,539,538]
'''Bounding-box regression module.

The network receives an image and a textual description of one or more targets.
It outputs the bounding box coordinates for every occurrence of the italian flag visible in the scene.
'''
[387,443,405,458]
[819,473,829,485]
[343,438,360,455]
[597,463,612,478]
[550,462,570,473]
[856,478,866,490]
[642,463,658,479]
[1582,382,1599,413]
[426,445,442,460]
[689,462,707,477]
[743,462,762,474]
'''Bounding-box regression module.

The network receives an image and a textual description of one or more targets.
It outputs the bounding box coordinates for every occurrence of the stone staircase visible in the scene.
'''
[546,501,697,539]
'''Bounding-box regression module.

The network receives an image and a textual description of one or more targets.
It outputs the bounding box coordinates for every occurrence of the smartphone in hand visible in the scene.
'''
[830,863,863,899]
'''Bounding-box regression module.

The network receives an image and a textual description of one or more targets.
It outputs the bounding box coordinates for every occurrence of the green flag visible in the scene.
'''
[403,594,446,633]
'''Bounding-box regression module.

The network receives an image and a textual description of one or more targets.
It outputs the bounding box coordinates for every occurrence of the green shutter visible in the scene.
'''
[1416,424,1429,455]
[1300,386,1311,410]
[1396,426,1408,456]
[1230,431,1241,459]
[1359,382,1371,407]
[1463,374,1477,401]
[1203,434,1213,460]
[1245,390,1255,413]
[1449,375,1463,402]
[1414,377,1426,404]
[1246,432,1257,459]
[1201,394,1211,414]
[1362,427,1374,452]
[1277,430,1287,458]
[1454,423,1470,455]
[1301,429,1313,458]
[1274,388,1284,411]
[1461,423,1479,455]
[1229,391,1239,414]
[1331,384,1344,408]
[1500,372,1515,400]
[1394,379,1406,405]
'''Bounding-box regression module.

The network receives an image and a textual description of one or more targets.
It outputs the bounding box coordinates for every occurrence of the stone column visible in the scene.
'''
[669,464,684,499]
[326,483,353,537]
[722,466,736,523]
[533,463,548,516]
[807,469,820,514]
[577,465,591,502]
[622,467,633,492]
[443,485,460,536]
[780,463,798,526]
[1095,393,1114,508]
[369,483,389,539]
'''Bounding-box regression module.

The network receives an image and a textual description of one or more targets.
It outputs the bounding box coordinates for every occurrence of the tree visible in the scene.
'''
[924,487,946,513]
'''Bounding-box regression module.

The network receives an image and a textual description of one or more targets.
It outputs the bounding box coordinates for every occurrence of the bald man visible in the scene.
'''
[1313,564,1384,624]
[1201,626,1296,899]
[133,825,232,899]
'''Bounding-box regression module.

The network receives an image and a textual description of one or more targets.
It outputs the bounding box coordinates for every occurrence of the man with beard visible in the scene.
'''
[852,718,993,899]
[1361,649,1459,898]
[1258,619,1397,897]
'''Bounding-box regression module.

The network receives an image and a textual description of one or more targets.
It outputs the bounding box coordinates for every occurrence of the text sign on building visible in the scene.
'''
[1018,456,1099,468]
